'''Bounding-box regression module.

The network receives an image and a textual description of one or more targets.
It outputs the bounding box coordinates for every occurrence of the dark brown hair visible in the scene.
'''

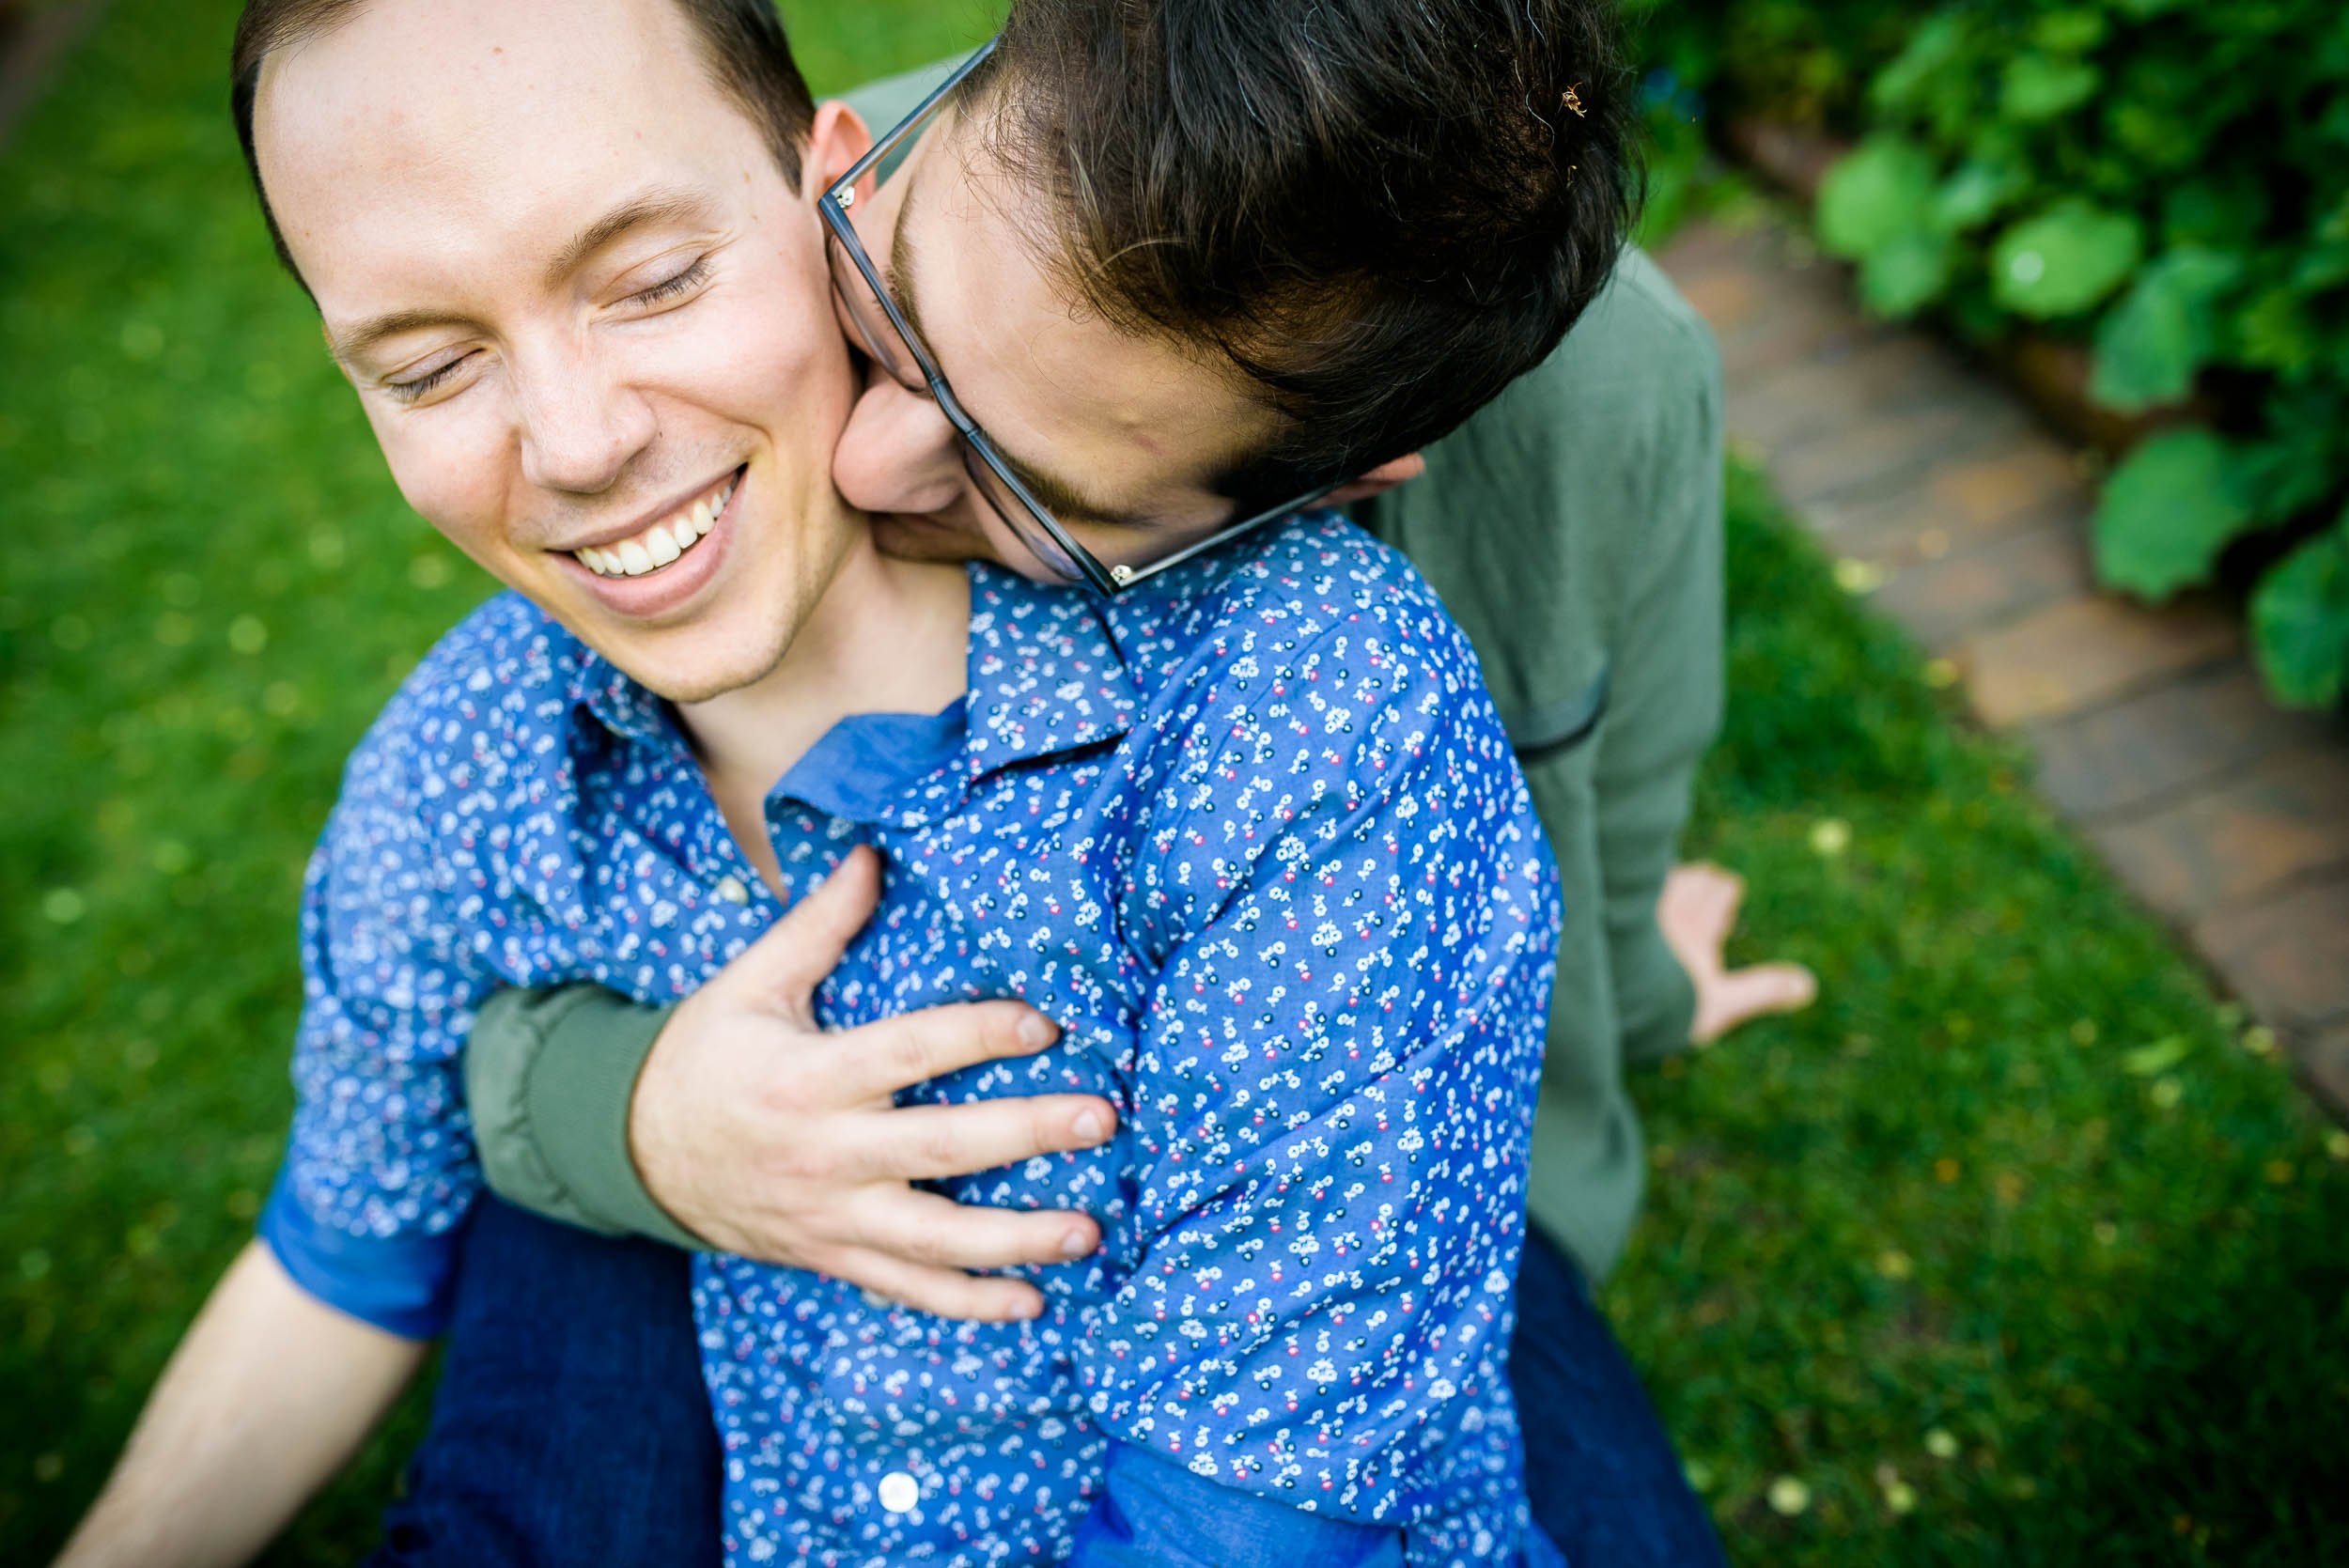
[970,0,1641,503]
[229,0,816,284]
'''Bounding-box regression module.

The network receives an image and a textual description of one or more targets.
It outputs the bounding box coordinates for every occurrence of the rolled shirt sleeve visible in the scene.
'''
[257,711,488,1339]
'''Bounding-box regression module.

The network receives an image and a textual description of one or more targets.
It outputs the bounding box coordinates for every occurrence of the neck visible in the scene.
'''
[677,529,969,806]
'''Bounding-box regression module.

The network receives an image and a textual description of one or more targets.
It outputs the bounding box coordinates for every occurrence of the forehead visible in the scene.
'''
[256,0,764,299]
[899,118,1273,509]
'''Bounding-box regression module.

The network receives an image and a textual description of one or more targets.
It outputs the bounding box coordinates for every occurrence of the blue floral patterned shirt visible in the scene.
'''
[261,512,1564,1566]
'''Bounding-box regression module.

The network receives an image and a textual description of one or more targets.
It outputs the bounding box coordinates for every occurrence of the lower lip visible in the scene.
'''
[563,469,744,619]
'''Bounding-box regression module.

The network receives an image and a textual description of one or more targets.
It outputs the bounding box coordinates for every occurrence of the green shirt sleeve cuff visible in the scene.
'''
[465,985,707,1252]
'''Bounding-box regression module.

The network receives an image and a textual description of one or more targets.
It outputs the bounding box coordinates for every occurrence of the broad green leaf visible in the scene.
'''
[2092,429,2255,598]
[2090,248,2245,411]
[2234,286,2322,376]
[1817,136,1940,262]
[2003,54,2101,122]
[2231,438,2340,525]
[2233,385,2349,520]
[2251,522,2349,707]
[1869,13,1971,116]
[1992,202,2145,318]
[1859,231,1955,317]
[1934,157,2029,232]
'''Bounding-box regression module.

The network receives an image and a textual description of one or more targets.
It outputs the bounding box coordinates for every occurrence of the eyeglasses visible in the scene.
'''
[817,40,1339,597]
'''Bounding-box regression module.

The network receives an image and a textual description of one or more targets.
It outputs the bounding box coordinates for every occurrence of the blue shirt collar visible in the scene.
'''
[960,562,1143,770]
[557,560,1147,782]
[571,648,673,747]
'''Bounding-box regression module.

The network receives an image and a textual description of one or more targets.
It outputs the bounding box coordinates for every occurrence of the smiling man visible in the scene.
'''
[52,0,1685,1564]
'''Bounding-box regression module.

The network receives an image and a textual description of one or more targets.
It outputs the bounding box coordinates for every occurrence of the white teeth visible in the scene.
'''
[574,473,736,578]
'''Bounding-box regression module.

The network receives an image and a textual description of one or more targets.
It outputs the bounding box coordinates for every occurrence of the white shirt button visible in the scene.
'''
[878,1470,920,1514]
[713,875,751,906]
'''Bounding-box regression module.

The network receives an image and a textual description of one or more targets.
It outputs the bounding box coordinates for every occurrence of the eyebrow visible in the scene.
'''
[890,173,1132,527]
[327,186,713,367]
[327,305,474,369]
[540,187,711,290]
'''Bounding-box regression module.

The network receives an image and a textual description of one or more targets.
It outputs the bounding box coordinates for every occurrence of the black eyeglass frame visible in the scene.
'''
[816,40,1341,596]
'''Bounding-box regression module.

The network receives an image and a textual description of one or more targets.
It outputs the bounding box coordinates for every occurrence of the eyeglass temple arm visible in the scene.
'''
[826,37,1002,203]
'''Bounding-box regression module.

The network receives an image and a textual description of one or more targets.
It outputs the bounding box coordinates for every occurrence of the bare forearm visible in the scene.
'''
[54,1240,426,1568]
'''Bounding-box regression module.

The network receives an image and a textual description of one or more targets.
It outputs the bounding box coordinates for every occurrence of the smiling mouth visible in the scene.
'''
[573,470,739,578]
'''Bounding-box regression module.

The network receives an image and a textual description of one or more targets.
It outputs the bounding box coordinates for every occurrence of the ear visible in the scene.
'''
[802,100,877,210]
[1324,452,1427,506]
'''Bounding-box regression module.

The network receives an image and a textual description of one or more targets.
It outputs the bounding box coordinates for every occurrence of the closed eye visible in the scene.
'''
[383,353,475,405]
[379,256,714,407]
[629,256,711,309]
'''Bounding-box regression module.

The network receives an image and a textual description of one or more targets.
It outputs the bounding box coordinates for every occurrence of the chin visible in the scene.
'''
[599,624,790,706]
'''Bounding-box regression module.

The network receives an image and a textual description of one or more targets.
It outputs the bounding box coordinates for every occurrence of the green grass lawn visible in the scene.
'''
[4,2,2345,1564]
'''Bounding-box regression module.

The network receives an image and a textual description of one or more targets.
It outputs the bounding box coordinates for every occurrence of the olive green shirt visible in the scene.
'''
[462,61,1724,1285]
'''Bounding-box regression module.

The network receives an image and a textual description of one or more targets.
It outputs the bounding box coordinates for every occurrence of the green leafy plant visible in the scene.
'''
[1650,0,2349,706]
[2092,429,2252,599]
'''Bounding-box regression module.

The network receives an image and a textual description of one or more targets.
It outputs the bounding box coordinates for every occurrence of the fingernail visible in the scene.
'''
[1019,1014,1057,1050]
[1060,1227,1093,1258]
[1072,1110,1105,1142]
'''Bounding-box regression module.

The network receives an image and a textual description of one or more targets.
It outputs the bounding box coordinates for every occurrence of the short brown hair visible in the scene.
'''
[229,0,817,285]
[969,0,1640,504]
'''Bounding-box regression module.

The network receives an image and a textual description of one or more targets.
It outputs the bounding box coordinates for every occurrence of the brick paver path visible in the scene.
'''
[1656,214,2349,1122]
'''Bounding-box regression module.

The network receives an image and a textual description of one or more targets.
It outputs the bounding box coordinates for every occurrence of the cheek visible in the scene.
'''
[832,381,969,512]
[363,401,512,560]
[663,271,859,442]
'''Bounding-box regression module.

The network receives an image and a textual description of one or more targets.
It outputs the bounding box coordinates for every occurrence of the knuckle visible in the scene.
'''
[884,1027,934,1085]
[915,1126,962,1175]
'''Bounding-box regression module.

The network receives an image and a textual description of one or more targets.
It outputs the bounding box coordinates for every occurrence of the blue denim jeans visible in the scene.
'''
[1509,1219,1730,1567]
[369,1197,1724,1566]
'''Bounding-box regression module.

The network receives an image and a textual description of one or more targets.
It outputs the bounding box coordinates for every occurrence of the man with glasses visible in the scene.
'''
[817,44,1347,598]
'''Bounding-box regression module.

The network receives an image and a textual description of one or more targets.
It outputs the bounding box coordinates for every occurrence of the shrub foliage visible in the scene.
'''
[1647,0,2349,706]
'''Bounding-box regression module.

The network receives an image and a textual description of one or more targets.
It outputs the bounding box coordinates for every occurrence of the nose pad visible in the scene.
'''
[832,376,968,517]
